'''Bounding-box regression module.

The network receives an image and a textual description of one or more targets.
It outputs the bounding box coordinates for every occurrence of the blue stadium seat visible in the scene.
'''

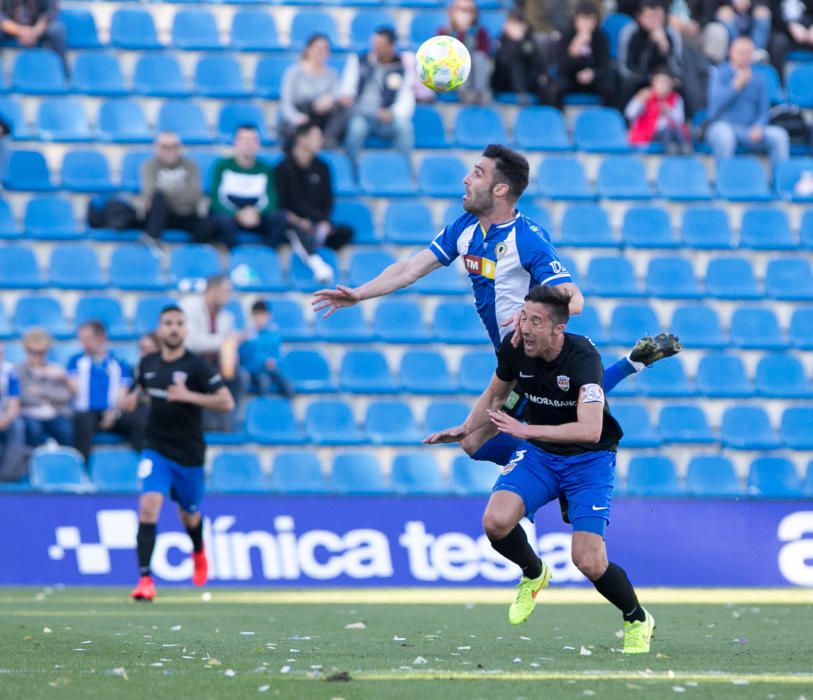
[637,358,693,397]
[781,407,813,449]
[716,157,772,201]
[567,306,608,345]
[681,206,735,249]
[705,257,761,299]
[621,205,678,247]
[399,350,454,393]
[109,244,166,291]
[157,101,211,144]
[408,11,446,48]
[788,64,813,107]
[612,403,661,448]
[30,448,90,492]
[170,244,221,285]
[98,99,151,144]
[521,200,553,232]
[172,9,222,50]
[210,452,269,493]
[454,106,507,148]
[332,200,378,244]
[349,11,396,51]
[365,400,422,444]
[391,452,446,494]
[730,307,784,349]
[347,249,396,289]
[560,204,615,247]
[89,449,139,492]
[790,308,813,349]
[119,150,151,192]
[586,256,641,297]
[359,152,415,196]
[458,350,496,393]
[314,305,371,342]
[425,400,470,435]
[755,354,813,398]
[60,8,102,49]
[806,461,813,497]
[270,452,326,493]
[602,12,633,58]
[625,456,682,496]
[195,55,249,98]
[658,405,714,444]
[686,456,742,497]
[656,156,712,200]
[261,299,307,342]
[278,349,334,393]
[24,196,78,238]
[228,245,284,292]
[383,199,435,245]
[245,397,305,445]
[573,108,631,152]
[433,302,488,344]
[0,245,42,288]
[515,106,570,151]
[133,54,190,97]
[748,457,801,497]
[803,210,813,249]
[608,304,660,345]
[671,305,726,348]
[754,62,785,104]
[775,158,813,202]
[184,150,219,191]
[37,97,93,143]
[696,353,753,397]
[740,207,797,250]
[722,406,781,450]
[72,52,126,97]
[49,244,103,289]
[414,262,468,295]
[413,105,449,149]
[537,157,594,200]
[253,55,292,100]
[418,155,467,197]
[597,156,652,199]
[646,256,701,298]
[11,49,67,94]
[331,452,388,494]
[3,151,54,192]
[217,103,269,143]
[374,299,430,343]
[305,399,366,445]
[0,96,29,139]
[110,8,162,49]
[230,10,281,51]
[321,151,358,196]
[289,11,340,50]
[0,199,17,240]
[60,150,114,193]
[340,349,396,393]
[451,455,498,494]
[133,295,176,335]
[74,296,131,339]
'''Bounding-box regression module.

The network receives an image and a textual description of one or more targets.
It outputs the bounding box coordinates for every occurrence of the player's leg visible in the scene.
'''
[602,333,683,393]
[172,463,208,586]
[131,451,170,600]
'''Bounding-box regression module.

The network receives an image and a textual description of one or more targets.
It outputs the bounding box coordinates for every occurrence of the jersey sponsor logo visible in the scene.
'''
[500,449,526,475]
[137,458,153,479]
[557,375,570,391]
[591,505,609,511]
[463,254,496,280]
[172,371,188,385]
[144,372,156,379]
[526,394,577,408]
[580,384,605,404]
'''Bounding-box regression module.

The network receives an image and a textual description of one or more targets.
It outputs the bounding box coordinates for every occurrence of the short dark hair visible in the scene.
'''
[574,0,599,17]
[640,0,665,12]
[159,304,184,318]
[234,123,259,137]
[481,144,529,202]
[79,320,107,338]
[525,285,571,326]
[374,26,397,44]
[251,300,270,314]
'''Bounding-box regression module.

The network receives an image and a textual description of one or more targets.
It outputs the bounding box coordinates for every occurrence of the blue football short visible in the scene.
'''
[138,449,205,513]
[493,444,617,535]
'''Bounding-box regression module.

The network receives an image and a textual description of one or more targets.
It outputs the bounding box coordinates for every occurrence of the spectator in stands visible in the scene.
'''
[0,344,27,482]
[67,321,146,463]
[626,66,692,151]
[708,0,772,61]
[209,124,286,250]
[139,332,159,358]
[138,132,209,244]
[339,27,415,166]
[491,9,553,104]
[555,1,613,105]
[280,34,346,147]
[275,122,353,283]
[706,36,789,162]
[0,0,67,69]
[438,0,494,103]
[181,274,243,431]
[768,0,813,76]
[17,327,74,448]
[239,300,293,398]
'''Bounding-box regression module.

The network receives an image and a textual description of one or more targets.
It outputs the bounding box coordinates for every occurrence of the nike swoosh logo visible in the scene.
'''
[519,372,534,378]
[591,505,609,511]
[145,372,156,378]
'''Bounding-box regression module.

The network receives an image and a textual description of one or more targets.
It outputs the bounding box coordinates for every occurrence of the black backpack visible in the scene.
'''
[769,104,811,147]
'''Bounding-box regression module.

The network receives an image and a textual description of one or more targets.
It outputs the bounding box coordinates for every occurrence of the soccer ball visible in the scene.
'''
[415,35,471,93]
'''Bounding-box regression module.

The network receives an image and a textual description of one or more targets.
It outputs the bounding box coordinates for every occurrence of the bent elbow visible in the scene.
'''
[586,428,602,443]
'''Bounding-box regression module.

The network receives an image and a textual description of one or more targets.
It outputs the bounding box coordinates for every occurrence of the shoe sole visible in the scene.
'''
[509,564,552,625]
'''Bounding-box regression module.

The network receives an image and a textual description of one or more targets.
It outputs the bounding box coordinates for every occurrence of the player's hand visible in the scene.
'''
[167,378,193,403]
[311,285,362,318]
[119,393,138,413]
[502,310,523,347]
[487,409,528,440]
[423,425,468,444]
[99,409,117,430]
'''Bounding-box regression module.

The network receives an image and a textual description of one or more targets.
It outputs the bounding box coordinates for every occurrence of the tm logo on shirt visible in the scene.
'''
[463,255,495,279]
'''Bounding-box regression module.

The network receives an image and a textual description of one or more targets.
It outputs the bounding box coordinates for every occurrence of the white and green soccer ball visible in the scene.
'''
[415,35,472,93]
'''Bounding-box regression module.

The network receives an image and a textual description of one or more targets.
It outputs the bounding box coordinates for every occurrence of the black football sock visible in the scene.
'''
[592,562,646,622]
[490,524,543,580]
[137,522,157,577]
[186,519,204,554]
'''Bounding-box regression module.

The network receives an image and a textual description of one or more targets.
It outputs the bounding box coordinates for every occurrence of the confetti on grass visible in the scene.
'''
[344,622,366,630]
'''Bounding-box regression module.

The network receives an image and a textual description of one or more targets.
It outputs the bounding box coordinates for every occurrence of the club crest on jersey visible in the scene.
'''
[495,242,507,259]
[501,449,526,475]
[172,371,188,385]
[557,375,570,392]
[463,255,495,280]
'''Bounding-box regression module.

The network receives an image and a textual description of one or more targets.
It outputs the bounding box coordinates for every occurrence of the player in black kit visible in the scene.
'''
[123,305,234,601]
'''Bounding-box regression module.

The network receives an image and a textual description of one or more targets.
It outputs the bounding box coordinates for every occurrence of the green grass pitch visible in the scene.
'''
[1,588,812,700]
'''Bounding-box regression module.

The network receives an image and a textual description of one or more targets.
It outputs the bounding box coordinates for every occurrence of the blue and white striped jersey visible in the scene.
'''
[67,352,133,412]
[429,211,571,350]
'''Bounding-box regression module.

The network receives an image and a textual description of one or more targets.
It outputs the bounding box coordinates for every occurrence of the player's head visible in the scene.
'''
[520,285,571,356]
[464,145,529,215]
[251,299,271,327]
[158,305,187,350]
[78,320,107,355]
[204,274,232,311]
[233,123,261,162]
[371,26,397,62]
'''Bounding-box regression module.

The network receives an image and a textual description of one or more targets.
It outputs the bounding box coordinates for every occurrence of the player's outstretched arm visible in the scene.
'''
[312,249,442,318]
[167,384,235,412]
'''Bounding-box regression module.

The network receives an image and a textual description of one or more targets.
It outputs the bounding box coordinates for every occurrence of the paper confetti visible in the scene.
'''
[344,622,366,630]
[579,647,592,656]
[43,627,52,634]
[413,656,427,665]
[224,669,236,678]
[170,625,182,631]
[258,686,270,693]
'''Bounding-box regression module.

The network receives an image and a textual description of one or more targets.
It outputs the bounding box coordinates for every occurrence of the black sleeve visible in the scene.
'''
[316,159,334,220]
[274,159,294,212]
[570,349,604,394]
[134,357,146,391]
[494,336,518,383]
[591,30,611,82]
[195,356,227,394]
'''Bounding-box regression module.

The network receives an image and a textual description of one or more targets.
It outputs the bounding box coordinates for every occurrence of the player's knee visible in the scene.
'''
[571,549,605,581]
[139,494,162,522]
[482,508,514,541]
